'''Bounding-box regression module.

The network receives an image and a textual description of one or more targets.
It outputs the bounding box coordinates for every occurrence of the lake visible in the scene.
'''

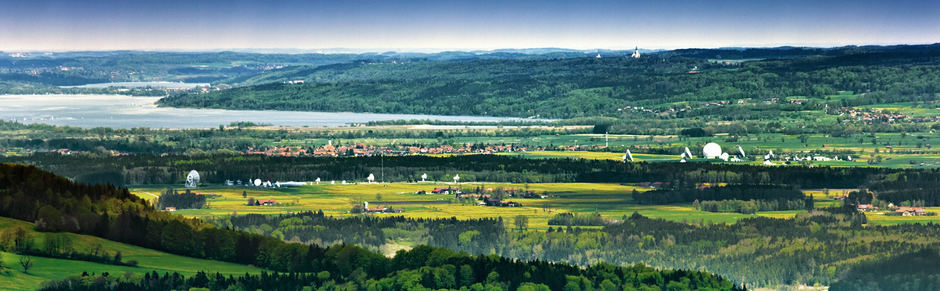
[0,94,530,129]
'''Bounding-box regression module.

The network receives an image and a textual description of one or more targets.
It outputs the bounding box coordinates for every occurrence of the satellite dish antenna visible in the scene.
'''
[331,180,335,184]
[253,179,262,187]
[720,152,729,161]
[421,173,427,182]
[367,173,375,183]
[623,149,634,162]
[315,177,321,184]
[453,174,460,184]
[737,145,746,158]
[684,147,693,159]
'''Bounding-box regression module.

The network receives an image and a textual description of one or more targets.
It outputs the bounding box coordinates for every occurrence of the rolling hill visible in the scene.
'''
[158,44,940,119]
[0,217,263,291]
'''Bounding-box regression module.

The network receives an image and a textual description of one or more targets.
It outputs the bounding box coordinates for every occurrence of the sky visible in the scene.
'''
[1,0,938,52]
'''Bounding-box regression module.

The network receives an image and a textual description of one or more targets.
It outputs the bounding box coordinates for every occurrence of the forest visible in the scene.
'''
[3,153,924,188]
[159,44,940,120]
[38,259,739,291]
[0,163,739,290]
[198,204,940,288]
[155,189,208,210]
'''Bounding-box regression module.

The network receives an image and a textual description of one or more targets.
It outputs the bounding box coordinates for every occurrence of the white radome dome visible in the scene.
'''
[703,142,722,159]
[185,170,200,188]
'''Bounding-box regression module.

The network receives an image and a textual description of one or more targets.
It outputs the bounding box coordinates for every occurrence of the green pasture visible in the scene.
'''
[0,217,263,291]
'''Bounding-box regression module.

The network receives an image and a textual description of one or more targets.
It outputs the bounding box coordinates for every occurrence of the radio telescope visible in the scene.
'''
[453,174,460,184]
[623,149,634,162]
[253,179,262,187]
[703,143,723,159]
[765,150,775,160]
[185,170,200,188]
[421,173,428,182]
[367,173,375,183]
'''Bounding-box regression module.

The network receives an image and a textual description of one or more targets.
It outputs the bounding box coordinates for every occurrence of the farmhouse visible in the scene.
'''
[895,207,927,216]
[164,207,177,211]
[458,194,491,199]
[856,204,877,211]
[484,198,522,207]
[366,205,387,213]
[431,187,460,194]
[788,98,809,104]
[257,199,277,206]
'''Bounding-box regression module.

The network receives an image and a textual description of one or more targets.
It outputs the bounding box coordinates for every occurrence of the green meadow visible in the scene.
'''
[0,217,263,291]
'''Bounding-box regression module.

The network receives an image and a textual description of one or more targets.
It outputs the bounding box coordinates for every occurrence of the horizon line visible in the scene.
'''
[4,42,939,54]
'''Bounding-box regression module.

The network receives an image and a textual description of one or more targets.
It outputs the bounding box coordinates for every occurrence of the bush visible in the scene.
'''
[680,127,711,137]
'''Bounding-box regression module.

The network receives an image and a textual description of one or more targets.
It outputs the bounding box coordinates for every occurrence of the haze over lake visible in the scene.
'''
[0,94,526,128]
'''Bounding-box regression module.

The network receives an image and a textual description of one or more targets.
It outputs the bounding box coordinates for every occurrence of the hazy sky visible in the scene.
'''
[1,0,938,51]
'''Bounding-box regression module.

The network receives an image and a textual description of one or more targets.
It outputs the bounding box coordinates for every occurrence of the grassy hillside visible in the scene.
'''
[0,217,263,291]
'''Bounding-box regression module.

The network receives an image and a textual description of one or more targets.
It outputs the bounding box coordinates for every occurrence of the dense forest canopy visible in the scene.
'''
[206,206,940,288]
[159,44,940,119]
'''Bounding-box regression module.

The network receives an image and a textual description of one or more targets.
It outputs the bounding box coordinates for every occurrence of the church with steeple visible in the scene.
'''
[630,46,641,58]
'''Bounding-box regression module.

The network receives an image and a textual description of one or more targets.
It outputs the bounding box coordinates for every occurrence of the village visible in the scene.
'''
[855,203,933,216]
[244,142,529,157]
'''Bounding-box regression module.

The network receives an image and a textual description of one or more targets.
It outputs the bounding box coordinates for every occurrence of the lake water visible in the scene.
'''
[60,81,210,89]
[0,94,529,129]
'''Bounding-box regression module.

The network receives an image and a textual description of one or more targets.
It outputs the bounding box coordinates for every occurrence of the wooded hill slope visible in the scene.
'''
[159,44,940,119]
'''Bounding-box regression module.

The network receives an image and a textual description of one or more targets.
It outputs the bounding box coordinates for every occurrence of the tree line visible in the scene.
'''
[2,154,921,188]
[155,188,207,210]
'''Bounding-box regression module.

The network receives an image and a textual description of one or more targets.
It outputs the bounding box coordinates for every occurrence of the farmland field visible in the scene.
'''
[132,182,940,229]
